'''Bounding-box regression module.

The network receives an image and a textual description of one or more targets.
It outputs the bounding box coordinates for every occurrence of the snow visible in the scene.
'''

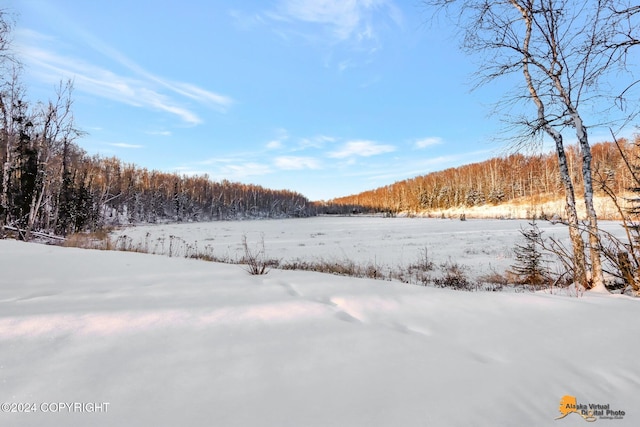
[1,217,638,426]
[111,216,626,281]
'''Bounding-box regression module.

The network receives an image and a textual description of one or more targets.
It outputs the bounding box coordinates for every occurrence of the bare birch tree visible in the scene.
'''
[0,9,17,230]
[426,0,639,290]
[24,81,79,239]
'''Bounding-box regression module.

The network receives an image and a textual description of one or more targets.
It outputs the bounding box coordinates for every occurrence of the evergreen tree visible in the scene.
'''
[510,221,550,287]
[8,105,37,234]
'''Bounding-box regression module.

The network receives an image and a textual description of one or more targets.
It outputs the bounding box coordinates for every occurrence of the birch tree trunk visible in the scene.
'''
[551,131,588,287]
[573,119,605,290]
[515,0,589,286]
[0,95,9,228]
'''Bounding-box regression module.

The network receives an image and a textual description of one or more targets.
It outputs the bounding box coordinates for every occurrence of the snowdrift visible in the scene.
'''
[1,238,638,426]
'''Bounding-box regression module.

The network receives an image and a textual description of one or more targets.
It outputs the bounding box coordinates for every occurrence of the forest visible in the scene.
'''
[0,89,314,240]
[0,79,313,240]
[325,139,640,216]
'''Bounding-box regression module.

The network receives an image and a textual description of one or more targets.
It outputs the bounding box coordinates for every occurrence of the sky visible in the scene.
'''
[6,0,633,201]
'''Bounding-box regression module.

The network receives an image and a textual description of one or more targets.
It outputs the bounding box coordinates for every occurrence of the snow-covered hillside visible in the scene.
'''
[1,229,638,426]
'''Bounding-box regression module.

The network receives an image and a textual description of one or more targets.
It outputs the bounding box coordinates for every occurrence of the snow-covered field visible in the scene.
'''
[111,216,626,281]
[1,217,638,426]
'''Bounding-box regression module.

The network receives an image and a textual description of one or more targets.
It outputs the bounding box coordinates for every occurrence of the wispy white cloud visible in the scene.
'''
[172,167,210,177]
[328,140,395,158]
[338,59,355,72]
[270,0,399,44]
[170,82,233,111]
[16,29,233,125]
[273,0,364,41]
[193,152,251,166]
[297,134,336,150]
[230,1,403,72]
[414,137,443,149]
[264,131,336,152]
[265,128,290,149]
[229,9,267,30]
[109,142,144,149]
[219,163,273,178]
[274,156,321,170]
[146,130,172,136]
[329,149,496,186]
[175,160,273,181]
[267,140,284,149]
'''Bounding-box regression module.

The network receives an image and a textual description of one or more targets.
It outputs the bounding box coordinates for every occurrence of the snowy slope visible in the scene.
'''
[1,237,638,426]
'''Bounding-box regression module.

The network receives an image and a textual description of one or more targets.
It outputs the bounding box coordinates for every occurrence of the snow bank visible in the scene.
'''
[1,238,638,426]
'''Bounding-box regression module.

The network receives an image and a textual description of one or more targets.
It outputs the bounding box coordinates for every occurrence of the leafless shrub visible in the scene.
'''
[483,270,510,286]
[240,234,275,275]
[409,247,435,272]
[115,235,135,251]
[280,257,390,280]
[478,270,509,291]
[390,247,435,285]
[433,260,477,291]
[168,235,184,257]
[280,258,357,276]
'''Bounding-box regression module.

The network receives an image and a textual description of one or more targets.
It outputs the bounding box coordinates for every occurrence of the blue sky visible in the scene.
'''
[7,0,628,200]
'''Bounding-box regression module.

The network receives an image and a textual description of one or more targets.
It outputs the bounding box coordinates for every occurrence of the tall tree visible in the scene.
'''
[0,9,18,231]
[22,81,79,239]
[426,0,639,290]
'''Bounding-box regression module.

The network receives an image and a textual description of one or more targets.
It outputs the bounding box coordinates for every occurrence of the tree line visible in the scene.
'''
[0,82,314,239]
[325,139,640,215]
[0,11,313,240]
